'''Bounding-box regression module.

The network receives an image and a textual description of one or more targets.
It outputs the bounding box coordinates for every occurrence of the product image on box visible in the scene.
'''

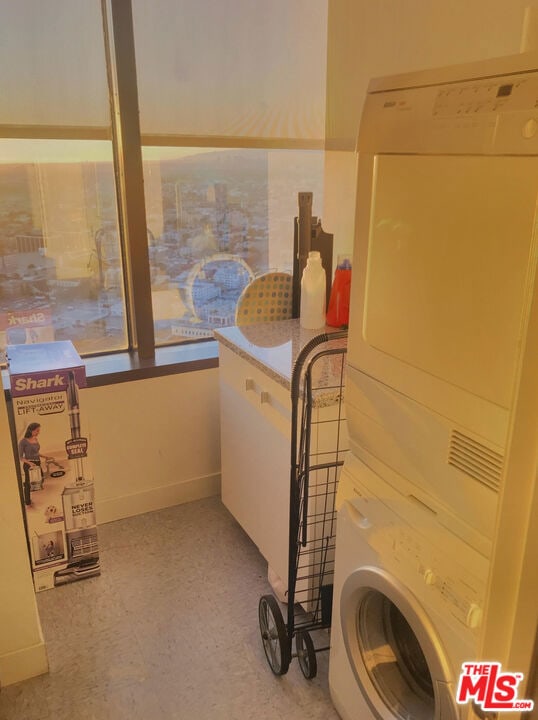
[8,341,100,592]
[32,530,65,565]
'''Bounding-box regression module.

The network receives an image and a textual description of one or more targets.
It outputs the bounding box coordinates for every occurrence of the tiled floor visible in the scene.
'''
[0,497,340,720]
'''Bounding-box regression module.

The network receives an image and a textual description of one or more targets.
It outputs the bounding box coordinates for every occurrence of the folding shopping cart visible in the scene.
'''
[258,330,348,679]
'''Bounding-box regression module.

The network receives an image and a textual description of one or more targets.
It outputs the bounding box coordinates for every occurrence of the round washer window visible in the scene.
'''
[357,589,435,720]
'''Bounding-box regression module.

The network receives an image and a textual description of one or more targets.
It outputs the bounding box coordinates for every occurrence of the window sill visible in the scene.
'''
[2,340,219,396]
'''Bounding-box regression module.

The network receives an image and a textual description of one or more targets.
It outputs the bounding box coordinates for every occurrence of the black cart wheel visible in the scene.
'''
[296,631,317,679]
[258,594,290,675]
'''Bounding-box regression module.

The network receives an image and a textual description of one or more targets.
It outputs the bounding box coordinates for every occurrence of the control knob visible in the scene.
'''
[423,568,436,586]
[466,603,483,629]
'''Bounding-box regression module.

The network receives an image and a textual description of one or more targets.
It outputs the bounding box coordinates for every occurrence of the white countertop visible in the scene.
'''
[214,319,347,400]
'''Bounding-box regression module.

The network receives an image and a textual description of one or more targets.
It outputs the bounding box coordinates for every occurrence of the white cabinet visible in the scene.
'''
[218,341,348,596]
[219,344,291,586]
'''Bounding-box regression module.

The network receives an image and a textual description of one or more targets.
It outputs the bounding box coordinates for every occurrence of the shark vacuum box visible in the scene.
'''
[7,340,100,592]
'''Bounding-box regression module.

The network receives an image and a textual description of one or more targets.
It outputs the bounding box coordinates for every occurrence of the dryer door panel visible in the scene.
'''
[349,153,538,419]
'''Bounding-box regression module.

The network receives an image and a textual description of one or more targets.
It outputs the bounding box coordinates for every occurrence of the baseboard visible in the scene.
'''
[0,641,48,687]
[96,473,221,524]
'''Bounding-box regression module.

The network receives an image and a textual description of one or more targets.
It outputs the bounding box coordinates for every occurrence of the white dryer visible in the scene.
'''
[329,454,488,720]
[345,54,538,552]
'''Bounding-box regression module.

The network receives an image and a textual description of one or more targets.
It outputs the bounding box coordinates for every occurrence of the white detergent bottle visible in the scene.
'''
[300,251,326,329]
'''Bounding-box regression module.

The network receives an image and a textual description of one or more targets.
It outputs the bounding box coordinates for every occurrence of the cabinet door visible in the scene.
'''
[219,346,291,584]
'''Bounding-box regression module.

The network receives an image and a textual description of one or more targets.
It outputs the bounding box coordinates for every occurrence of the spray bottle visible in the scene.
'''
[300,251,326,329]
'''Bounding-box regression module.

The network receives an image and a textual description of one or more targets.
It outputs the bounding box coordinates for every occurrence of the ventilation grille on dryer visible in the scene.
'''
[448,430,504,492]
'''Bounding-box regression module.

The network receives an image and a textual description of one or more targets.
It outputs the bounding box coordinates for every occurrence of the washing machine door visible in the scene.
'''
[340,566,460,720]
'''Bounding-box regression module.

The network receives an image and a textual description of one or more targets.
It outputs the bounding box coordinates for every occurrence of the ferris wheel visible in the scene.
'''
[184,252,254,322]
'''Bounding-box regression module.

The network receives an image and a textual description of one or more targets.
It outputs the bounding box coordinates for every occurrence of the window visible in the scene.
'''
[0,140,127,358]
[0,0,327,361]
[142,147,324,345]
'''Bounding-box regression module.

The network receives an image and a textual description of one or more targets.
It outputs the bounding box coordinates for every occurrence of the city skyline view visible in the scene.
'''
[0,147,324,359]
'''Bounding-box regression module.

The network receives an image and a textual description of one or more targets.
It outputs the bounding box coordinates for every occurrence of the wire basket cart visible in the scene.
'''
[258,330,348,679]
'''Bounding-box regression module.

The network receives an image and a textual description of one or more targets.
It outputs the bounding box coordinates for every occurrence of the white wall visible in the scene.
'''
[84,368,221,523]
[0,391,48,687]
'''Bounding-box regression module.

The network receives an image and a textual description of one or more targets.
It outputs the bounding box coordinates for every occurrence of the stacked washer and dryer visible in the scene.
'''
[329,54,538,719]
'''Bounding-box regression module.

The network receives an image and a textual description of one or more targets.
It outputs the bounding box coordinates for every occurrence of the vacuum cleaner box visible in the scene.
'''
[7,341,100,592]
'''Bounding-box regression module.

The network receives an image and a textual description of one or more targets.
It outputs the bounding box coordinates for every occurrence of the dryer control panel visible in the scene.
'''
[359,57,538,155]
[432,74,538,117]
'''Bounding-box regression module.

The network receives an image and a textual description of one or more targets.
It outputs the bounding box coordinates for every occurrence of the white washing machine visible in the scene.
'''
[329,454,489,720]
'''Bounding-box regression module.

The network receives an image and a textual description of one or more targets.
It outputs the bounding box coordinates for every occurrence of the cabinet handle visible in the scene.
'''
[245,377,255,391]
[260,391,270,404]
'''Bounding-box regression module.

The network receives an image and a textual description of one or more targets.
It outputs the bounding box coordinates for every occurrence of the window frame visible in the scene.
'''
[0,0,326,373]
